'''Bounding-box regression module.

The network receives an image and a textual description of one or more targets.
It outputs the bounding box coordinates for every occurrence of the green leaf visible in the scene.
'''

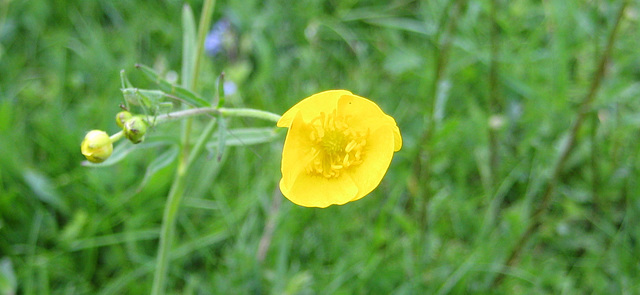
[136,89,165,106]
[181,4,196,89]
[119,70,135,110]
[22,169,69,214]
[82,140,174,167]
[59,210,89,245]
[206,127,282,148]
[120,69,134,89]
[137,146,179,192]
[0,257,16,295]
[135,64,210,107]
[364,17,435,36]
[0,97,12,133]
[216,72,225,107]
[216,115,227,161]
[121,88,158,108]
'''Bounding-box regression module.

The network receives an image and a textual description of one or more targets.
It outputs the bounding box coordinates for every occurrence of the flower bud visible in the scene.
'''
[116,111,133,129]
[81,130,113,163]
[124,116,148,144]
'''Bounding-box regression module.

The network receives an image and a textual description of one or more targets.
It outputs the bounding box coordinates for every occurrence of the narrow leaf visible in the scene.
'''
[216,72,225,107]
[82,140,173,167]
[119,70,134,109]
[365,18,435,36]
[181,5,197,89]
[0,257,17,295]
[135,64,210,107]
[137,146,179,192]
[23,169,69,214]
[216,115,226,161]
[206,127,282,148]
[120,70,134,88]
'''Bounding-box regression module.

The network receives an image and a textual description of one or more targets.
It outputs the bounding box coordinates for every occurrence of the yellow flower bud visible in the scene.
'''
[81,130,113,163]
[116,111,133,129]
[124,116,148,144]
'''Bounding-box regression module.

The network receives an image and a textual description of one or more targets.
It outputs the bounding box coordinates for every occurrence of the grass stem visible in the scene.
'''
[491,1,628,287]
[488,0,501,187]
[410,0,465,226]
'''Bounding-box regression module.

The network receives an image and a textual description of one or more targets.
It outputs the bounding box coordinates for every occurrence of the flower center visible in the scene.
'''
[306,110,367,178]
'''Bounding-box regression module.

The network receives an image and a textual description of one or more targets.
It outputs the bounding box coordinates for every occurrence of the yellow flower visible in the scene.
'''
[81,130,113,163]
[277,90,402,208]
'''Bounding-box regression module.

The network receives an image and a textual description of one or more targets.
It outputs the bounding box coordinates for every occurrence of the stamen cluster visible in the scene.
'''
[306,111,368,178]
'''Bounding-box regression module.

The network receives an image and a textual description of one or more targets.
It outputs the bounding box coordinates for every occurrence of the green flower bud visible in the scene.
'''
[81,130,113,163]
[116,111,133,129]
[124,116,148,144]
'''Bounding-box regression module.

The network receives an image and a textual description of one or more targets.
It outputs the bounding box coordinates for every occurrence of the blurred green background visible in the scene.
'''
[1,0,640,294]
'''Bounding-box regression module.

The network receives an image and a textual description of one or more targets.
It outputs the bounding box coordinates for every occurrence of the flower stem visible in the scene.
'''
[150,161,187,295]
[152,107,282,124]
[109,131,124,142]
[219,108,282,122]
[149,106,281,295]
[186,118,218,168]
[151,0,216,294]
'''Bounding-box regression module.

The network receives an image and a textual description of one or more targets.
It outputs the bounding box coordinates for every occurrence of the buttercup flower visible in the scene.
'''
[278,90,402,208]
[81,130,113,163]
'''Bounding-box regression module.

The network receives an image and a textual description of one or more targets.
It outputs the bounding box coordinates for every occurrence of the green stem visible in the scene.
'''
[151,0,216,294]
[149,107,280,295]
[488,0,501,188]
[491,1,628,287]
[219,108,282,122]
[109,131,124,142]
[152,107,281,124]
[150,162,187,295]
[409,0,464,226]
[186,118,218,168]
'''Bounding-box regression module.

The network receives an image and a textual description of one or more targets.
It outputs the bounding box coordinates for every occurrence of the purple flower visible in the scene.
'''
[223,81,237,96]
[205,19,231,57]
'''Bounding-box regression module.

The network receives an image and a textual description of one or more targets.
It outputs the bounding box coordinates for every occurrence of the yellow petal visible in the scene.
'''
[279,108,361,207]
[280,112,316,191]
[392,124,402,152]
[347,124,395,202]
[278,90,402,208]
[336,94,402,151]
[277,90,352,128]
[280,173,359,208]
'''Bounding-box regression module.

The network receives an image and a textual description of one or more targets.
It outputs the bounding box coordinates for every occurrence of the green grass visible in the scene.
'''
[1,0,640,294]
